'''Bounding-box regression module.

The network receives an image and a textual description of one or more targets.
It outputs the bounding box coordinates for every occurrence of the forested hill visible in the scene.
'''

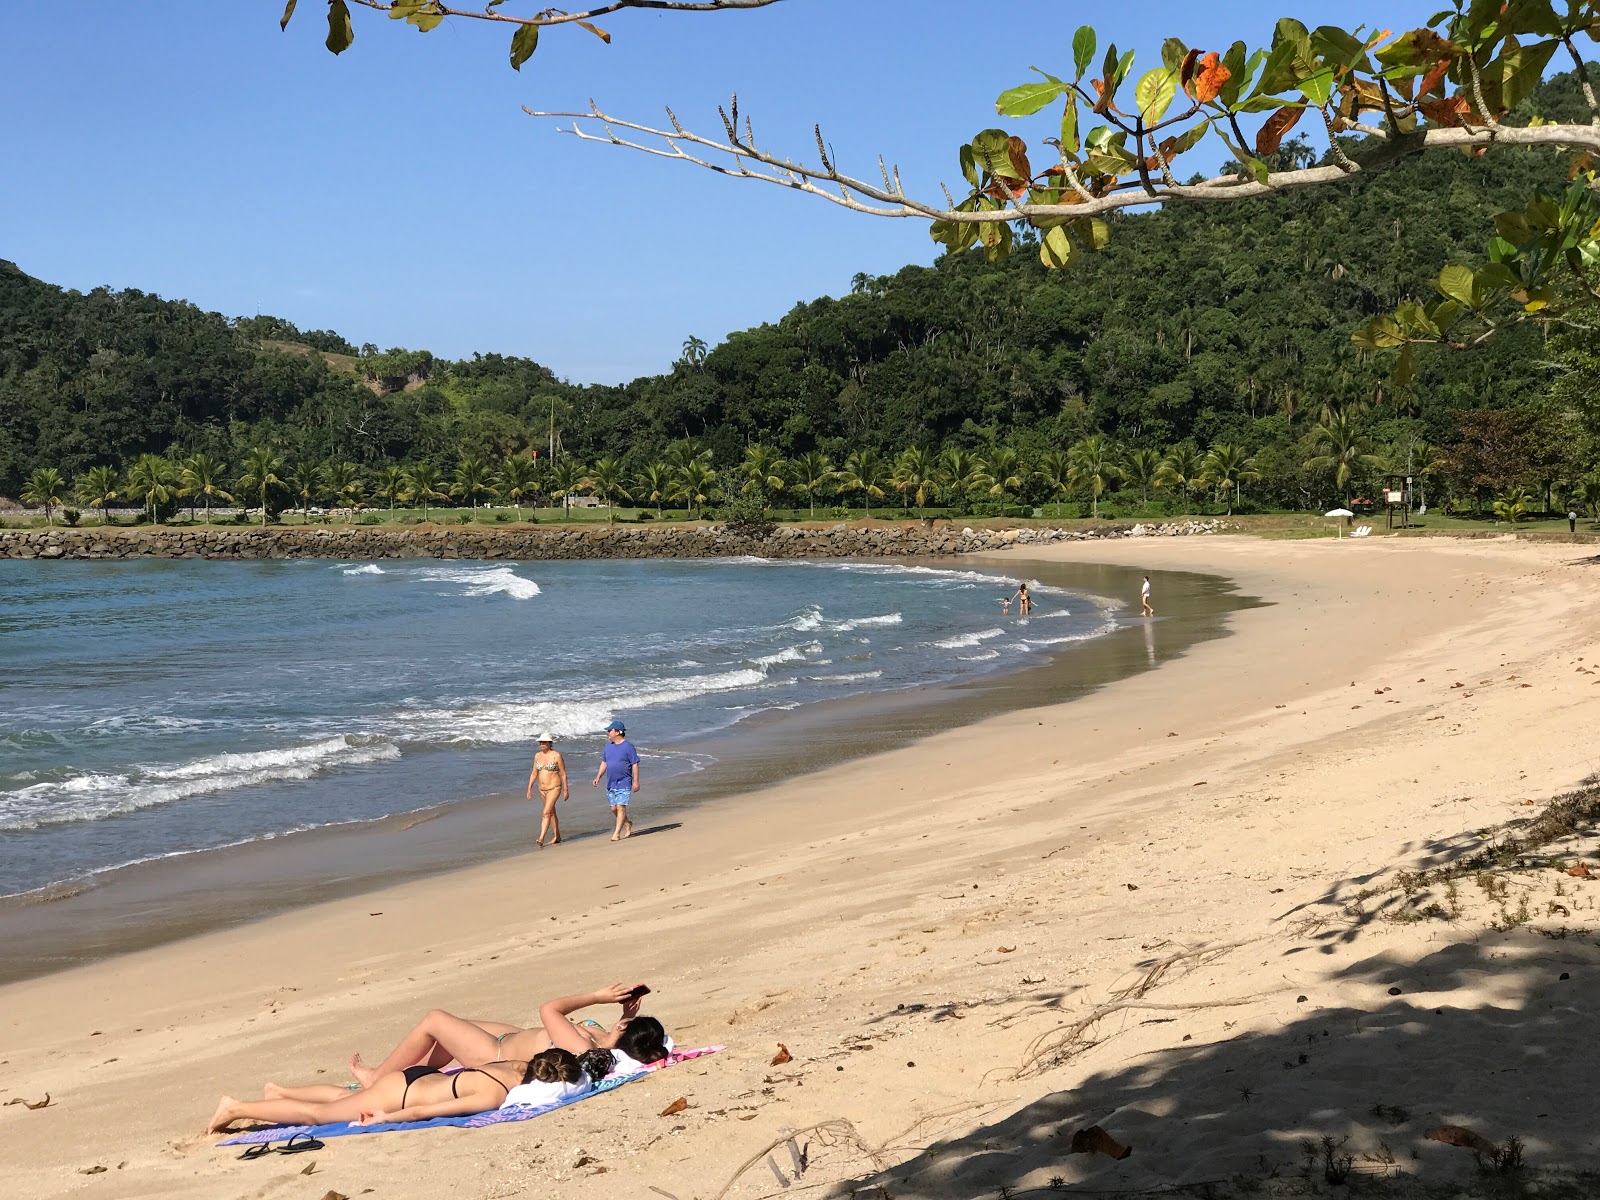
[2,71,1594,507]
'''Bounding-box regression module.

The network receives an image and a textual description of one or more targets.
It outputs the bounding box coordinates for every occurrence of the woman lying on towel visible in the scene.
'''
[348,983,669,1090]
[207,1046,614,1133]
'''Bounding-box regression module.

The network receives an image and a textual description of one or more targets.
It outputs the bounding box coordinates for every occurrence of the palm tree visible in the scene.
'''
[1202,443,1260,515]
[633,460,673,519]
[76,464,121,525]
[1577,476,1600,518]
[496,454,538,521]
[451,455,491,512]
[375,464,407,519]
[1156,444,1204,513]
[236,447,284,527]
[179,454,231,525]
[671,458,717,518]
[324,461,363,521]
[665,438,711,475]
[1067,435,1120,518]
[1305,407,1380,505]
[586,456,631,524]
[1493,486,1532,524]
[680,335,708,368]
[937,447,991,510]
[127,453,180,524]
[740,444,789,505]
[892,446,936,518]
[981,447,1023,514]
[403,462,446,521]
[288,459,325,522]
[1120,447,1163,508]
[548,458,587,516]
[1409,439,1440,511]
[22,467,66,526]
[841,449,890,517]
[1035,448,1071,517]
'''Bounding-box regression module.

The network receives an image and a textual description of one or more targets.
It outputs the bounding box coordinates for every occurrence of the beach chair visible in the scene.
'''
[1350,525,1371,538]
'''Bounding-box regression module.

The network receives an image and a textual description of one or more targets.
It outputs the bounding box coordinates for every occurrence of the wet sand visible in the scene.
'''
[0,558,1252,983]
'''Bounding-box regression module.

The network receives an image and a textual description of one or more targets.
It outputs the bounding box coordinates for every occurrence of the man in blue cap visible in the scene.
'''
[591,720,639,841]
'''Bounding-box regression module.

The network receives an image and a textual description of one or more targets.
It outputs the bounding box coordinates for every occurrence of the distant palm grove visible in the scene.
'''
[6,73,1600,528]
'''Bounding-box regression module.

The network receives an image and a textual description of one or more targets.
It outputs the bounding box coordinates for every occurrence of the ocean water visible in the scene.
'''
[0,557,1120,896]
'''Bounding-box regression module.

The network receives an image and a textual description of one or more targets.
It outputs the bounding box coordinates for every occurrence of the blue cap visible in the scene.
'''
[604,720,626,733]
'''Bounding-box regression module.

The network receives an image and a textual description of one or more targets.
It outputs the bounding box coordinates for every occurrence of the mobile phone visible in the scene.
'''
[625,984,651,1002]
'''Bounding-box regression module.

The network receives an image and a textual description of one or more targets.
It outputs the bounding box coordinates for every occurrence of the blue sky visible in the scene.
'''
[4,0,1442,383]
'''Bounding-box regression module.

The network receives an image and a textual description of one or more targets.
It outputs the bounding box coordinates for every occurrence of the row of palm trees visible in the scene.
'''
[18,437,1276,527]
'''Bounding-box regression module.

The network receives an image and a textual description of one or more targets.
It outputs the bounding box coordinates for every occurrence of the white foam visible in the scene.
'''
[394,667,781,746]
[412,565,541,600]
[783,606,824,632]
[831,612,902,632]
[958,650,1002,661]
[933,627,1006,650]
[0,735,401,832]
[810,670,884,684]
[342,564,385,576]
[752,645,808,668]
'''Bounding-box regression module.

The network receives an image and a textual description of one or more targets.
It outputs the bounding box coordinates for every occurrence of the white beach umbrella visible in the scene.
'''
[1325,507,1354,538]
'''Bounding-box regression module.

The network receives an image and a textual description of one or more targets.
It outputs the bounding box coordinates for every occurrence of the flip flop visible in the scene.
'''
[237,1142,272,1160]
[277,1133,325,1154]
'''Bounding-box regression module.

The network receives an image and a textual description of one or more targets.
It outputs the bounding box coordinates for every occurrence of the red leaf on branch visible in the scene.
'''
[1192,52,1231,104]
[1418,56,1453,97]
[1255,106,1304,157]
[1419,95,1473,127]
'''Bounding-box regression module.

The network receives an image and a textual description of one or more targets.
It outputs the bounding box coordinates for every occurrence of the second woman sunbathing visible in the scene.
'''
[348,983,668,1089]
[208,1046,608,1134]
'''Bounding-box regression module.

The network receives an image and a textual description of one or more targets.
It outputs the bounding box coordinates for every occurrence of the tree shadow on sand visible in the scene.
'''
[833,934,1600,1199]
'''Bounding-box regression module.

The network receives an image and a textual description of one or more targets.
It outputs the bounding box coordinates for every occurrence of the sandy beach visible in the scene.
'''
[4,533,1598,1199]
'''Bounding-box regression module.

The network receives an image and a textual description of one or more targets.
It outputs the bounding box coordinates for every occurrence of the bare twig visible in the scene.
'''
[525,101,1600,223]
[348,0,783,29]
[1016,996,1266,1078]
[1110,939,1251,1002]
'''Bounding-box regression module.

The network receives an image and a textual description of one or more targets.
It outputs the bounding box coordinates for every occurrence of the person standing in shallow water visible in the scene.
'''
[1140,575,1154,617]
[527,733,568,848]
[591,720,639,841]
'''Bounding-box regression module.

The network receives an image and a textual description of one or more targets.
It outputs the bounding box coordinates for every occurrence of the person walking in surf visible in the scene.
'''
[1140,576,1154,617]
[591,720,639,841]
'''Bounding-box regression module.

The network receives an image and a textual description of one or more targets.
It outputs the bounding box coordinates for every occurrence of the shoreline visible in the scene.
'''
[0,558,1255,983]
[4,535,1598,1198]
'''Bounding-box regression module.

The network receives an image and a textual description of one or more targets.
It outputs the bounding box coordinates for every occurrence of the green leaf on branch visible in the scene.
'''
[1060,95,1079,154]
[1114,48,1137,85]
[1219,42,1256,107]
[997,74,1068,117]
[1073,216,1112,249]
[510,21,540,71]
[279,0,298,32]
[959,145,981,188]
[325,0,353,54]
[1073,26,1097,81]
[1352,315,1405,349]
[1135,66,1179,123]
[1393,343,1417,385]
[1040,225,1078,269]
[1435,263,1478,307]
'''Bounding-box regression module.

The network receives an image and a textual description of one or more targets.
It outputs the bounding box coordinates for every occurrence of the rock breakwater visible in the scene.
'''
[0,519,1230,561]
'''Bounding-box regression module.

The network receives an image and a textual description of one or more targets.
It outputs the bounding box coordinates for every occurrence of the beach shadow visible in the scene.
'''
[832,936,1600,1198]
[625,822,682,840]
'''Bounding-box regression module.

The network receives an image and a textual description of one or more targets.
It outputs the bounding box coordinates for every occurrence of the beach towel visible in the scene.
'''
[218,1045,722,1145]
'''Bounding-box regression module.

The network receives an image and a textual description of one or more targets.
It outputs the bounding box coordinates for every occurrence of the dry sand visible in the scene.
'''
[4,534,1599,1199]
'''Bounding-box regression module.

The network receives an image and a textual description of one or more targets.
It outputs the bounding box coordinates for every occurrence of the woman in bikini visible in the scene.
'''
[526,733,569,847]
[207,1048,579,1133]
[348,983,668,1089]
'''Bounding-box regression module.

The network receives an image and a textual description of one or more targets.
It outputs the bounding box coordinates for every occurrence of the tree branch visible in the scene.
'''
[524,104,1600,222]
[1562,35,1600,124]
[347,0,782,28]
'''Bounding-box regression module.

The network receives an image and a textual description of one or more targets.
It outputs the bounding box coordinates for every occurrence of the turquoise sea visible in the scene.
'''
[0,557,1123,897]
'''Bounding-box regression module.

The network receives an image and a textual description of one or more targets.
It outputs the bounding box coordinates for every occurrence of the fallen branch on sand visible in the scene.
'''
[1016,996,1266,1078]
[1110,940,1251,1002]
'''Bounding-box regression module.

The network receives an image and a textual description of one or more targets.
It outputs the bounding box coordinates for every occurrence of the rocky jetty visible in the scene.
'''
[0,519,1231,561]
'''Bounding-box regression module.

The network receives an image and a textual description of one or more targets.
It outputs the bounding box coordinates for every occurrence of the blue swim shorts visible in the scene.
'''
[607,786,631,808]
